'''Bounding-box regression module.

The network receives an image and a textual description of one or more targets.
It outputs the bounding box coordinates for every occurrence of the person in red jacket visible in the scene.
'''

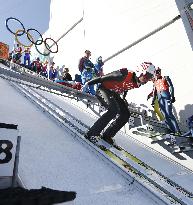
[13,44,22,64]
[31,57,42,74]
[82,62,156,145]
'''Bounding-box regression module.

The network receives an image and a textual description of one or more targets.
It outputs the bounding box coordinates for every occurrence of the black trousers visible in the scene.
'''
[87,87,130,138]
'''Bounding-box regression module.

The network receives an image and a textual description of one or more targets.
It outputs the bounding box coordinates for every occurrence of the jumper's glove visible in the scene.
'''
[171,97,176,103]
[81,82,89,93]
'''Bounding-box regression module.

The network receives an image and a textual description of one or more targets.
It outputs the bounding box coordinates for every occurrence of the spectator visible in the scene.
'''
[74,74,82,83]
[62,67,72,81]
[58,65,65,80]
[41,60,48,77]
[8,52,13,61]
[24,47,31,67]
[94,56,104,77]
[78,50,95,95]
[13,44,22,64]
[55,66,60,79]
[31,57,42,74]
[31,58,36,72]
[49,62,58,81]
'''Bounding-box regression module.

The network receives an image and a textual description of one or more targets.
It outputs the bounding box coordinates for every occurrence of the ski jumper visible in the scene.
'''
[86,68,140,140]
[152,76,180,133]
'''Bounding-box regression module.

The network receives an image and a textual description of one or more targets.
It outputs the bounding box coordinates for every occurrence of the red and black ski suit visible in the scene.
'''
[86,68,140,140]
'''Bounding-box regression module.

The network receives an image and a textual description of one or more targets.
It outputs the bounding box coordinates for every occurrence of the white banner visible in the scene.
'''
[175,0,193,50]
[0,128,18,176]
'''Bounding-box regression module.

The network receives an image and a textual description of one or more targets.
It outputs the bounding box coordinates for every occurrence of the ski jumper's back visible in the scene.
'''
[102,70,139,94]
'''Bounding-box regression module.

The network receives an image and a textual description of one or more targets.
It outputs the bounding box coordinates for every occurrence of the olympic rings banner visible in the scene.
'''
[0,42,9,60]
[5,17,58,56]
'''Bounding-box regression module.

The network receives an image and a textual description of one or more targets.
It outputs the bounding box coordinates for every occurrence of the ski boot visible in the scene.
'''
[84,133,101,144]
[170,132,186,149]
[102,136,122,150]
[102,136,114,145]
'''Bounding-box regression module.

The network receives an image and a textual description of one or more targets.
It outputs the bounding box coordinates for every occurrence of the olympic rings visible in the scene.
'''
[44,38,58,54]
[15,29,34,48]
[6,17,59,55]
[35,40,50,56]
[5,17,25,36]
[26,28,43,46]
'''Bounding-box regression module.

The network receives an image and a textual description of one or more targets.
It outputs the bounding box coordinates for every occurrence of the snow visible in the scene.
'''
[36,82,193,175]
[0,77,160,204]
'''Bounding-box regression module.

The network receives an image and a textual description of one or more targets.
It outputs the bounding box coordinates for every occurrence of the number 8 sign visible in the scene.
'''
[0,140,13,164]
[0,123,19,178]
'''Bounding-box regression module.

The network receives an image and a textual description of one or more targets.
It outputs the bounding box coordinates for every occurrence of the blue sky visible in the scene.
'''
[0,0,51,50]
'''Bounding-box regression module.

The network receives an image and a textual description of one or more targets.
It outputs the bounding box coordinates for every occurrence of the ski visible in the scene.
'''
[151,134,193,153]
[172,145,193,153]
[131,130,151,137]
[151,134,172,144]
[180,146,193,152]
[149,132,168,138]
[95,138,122,151]
[84,135,122,151]
[131,128,169,139]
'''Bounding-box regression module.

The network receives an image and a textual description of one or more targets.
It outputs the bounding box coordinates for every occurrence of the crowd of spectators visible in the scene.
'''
[9,45,104,94]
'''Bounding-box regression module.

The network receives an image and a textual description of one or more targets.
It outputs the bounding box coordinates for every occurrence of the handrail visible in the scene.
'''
[104,15,181,62]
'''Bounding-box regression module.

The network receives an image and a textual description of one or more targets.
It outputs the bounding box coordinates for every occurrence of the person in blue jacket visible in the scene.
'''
[94,56,104,77]
[49,62,58,81]
[23,47,31,67]
[78,50,95,95]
